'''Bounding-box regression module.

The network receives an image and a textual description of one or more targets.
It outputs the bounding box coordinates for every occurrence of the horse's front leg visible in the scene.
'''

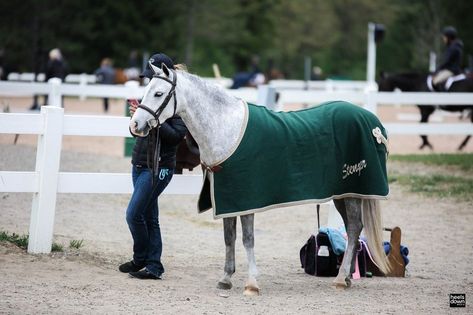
[333,198,362,288]
[241,214,259,296]
[217,217,236,290]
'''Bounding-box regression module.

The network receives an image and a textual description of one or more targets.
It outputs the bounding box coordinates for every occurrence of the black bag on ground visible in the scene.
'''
[300,231,340,277]
[315,231,340,276]
[300,204,340,276]
[299,234,317,275]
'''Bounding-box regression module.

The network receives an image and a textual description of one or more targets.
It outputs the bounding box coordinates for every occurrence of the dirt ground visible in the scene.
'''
[0,96,472,314]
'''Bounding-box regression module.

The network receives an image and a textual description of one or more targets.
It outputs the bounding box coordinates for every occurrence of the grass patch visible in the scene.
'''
[390,173,473,201]
[0,230,66,252]
[390,153,473,172]
[51,243,64,252]
[69,239,84,249]
[0,231,28,249]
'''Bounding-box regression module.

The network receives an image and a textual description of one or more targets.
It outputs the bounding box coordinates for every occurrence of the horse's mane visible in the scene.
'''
[178,70,237,105]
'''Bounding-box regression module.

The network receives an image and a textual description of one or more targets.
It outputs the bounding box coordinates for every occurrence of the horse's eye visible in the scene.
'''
[154,92,164,97]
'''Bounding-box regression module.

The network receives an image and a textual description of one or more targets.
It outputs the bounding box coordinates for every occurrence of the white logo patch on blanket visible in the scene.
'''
[342,160,367,179]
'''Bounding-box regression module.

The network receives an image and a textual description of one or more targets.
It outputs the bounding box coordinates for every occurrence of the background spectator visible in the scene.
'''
[95,58,116,112]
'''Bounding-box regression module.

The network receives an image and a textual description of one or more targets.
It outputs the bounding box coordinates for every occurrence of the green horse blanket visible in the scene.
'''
[198,101,389,219]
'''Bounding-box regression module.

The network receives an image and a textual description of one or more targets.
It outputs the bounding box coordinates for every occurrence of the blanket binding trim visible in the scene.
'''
[209,175,389,219]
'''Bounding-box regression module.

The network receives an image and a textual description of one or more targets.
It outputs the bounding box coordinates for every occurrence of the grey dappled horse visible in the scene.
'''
[130,64,390,295]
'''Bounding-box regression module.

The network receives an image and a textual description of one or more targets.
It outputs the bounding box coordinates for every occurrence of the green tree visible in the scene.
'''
[0,0,471,80]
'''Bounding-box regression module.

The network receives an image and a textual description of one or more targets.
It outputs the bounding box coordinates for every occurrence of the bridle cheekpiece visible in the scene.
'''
[137,68,177,126]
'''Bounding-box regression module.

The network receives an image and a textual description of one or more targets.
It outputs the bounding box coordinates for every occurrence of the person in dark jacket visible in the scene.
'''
[433,26,464,87]
[119,53,187,280]
[43,48,68,106]
[94,58,116,112]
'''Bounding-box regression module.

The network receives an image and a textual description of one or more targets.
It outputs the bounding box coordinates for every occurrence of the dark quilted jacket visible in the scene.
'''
[131,116,187,169]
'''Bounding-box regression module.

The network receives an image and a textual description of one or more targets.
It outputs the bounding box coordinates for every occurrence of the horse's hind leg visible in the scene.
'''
[458,112,472,150]
[333,198,363,288]
[418,105,434,150]
[241,214,259,296]
[217,216,236,290]
[458,135,471,151]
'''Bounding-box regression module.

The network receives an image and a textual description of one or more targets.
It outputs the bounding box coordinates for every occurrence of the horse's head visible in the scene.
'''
[129,63,178,137]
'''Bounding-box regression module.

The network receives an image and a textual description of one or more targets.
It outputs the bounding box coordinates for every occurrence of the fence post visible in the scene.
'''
[326,79,334,92]
[48,78,62,107]
[28,106,64,254]
[257,85,277,110]
[366,22,377,84]
[79,73,88,101]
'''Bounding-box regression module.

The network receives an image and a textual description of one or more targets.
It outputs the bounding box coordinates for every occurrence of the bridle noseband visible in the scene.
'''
[138,69,177,126]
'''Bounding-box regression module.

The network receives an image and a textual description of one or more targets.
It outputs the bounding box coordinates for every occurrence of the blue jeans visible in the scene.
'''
[126,165,174,276]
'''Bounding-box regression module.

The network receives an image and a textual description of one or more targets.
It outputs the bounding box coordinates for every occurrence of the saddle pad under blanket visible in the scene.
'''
[198,101,389,219]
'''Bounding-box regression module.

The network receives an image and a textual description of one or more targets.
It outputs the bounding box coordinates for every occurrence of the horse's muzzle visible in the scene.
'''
[129,119,150,137]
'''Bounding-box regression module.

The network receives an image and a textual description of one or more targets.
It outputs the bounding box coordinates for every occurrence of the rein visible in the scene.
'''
[138,69,177,185]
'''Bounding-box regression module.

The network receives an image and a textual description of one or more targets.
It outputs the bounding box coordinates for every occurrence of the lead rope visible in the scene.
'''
[152,126,161,186]
[147,126,161,187]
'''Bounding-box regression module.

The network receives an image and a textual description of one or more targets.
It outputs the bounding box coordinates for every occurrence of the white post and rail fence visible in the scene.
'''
[0,80,471,254]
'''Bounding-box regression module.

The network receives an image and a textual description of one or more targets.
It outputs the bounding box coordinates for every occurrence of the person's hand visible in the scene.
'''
[127,99,139,116]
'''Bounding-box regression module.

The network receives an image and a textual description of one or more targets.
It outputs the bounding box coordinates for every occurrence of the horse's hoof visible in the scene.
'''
[217,281,232,290]
[333,277,351,289]
[243,285,260,296]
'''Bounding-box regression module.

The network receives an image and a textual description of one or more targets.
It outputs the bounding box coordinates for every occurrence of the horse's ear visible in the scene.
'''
[161,63,171,77]
[161,63,174,81]
[149,61,163,75]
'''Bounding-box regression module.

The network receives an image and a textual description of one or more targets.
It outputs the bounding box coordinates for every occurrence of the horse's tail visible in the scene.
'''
[362,199,391,275]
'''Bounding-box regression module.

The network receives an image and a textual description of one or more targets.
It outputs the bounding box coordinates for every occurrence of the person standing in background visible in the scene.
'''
[95,58,116,112]
[43,48,68,106]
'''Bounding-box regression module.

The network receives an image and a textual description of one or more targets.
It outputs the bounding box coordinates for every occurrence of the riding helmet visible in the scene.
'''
[140,53,175,79]
[442,26,458,40]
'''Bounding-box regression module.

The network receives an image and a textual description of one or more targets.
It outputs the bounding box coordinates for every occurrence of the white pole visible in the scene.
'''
[28,106,64,253]
[256,85,277,110]
[212,64,222,79]
[429,51,437,72]
[79,73,87,101]
[326,79,334,92]
[326,201,344,229]
[48,78,62,107]
[367,22,376,83]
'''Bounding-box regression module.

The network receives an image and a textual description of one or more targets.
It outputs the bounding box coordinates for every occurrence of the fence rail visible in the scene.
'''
[1,80,472,253]
[269,79,373,91]
[0,107,204,253]
[0,79,258,104]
